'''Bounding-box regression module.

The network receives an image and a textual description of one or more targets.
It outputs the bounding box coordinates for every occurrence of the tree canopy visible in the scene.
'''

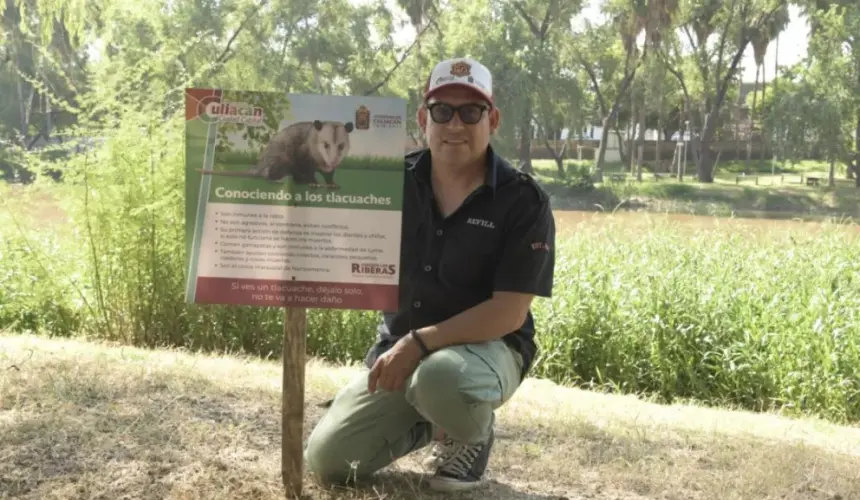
[1,0,858,185]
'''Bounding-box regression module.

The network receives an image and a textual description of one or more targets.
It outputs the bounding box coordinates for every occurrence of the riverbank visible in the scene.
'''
[4,157,859,224]
[530,159,860,221]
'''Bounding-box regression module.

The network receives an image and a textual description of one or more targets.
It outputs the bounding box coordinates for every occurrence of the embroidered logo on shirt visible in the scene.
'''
[531,242,551,251]
[466,217,495,229]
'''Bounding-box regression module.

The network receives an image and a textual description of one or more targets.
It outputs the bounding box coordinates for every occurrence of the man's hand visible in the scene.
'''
[367,333,425,393]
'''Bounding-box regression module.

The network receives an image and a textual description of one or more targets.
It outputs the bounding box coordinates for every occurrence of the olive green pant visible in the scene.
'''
[304,339,524,485]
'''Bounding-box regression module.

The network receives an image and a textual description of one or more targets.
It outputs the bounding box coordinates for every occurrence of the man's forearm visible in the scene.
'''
[415,291,533,351]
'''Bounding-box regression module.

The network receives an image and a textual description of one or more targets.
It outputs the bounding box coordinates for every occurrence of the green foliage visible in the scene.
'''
[571,19,629,116]
[532,218,860,424]
[766,78,853,165]
[766,2,858,170]
[561,160,596,190]
[0,206,84,336]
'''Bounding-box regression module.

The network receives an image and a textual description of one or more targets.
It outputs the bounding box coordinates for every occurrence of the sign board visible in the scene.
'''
[183,88,407,496]
[183,88,406,311]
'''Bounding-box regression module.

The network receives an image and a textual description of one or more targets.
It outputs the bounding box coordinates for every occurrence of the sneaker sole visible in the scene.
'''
[428,476,487,492]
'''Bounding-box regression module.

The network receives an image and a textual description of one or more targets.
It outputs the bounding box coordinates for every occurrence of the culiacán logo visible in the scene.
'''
[198,96,265,126]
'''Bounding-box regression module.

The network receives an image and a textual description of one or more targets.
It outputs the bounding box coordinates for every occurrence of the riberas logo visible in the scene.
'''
[351,263,397,276]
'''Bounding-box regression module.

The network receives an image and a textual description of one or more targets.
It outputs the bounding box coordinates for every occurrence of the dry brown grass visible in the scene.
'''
[1,332,859,500]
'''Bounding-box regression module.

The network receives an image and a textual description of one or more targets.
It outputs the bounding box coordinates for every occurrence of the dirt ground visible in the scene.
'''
[1,332,858,500]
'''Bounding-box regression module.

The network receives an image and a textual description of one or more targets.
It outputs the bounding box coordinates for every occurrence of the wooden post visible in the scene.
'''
[282,307,307,498]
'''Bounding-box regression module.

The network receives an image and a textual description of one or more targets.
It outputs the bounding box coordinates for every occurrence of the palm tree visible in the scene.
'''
[604,0,679,180]
[747,4,790,171]
[645,0,679,176]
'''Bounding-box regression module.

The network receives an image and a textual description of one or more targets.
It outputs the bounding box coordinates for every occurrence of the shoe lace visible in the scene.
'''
[435,441,483,478]
[422,437,456,469]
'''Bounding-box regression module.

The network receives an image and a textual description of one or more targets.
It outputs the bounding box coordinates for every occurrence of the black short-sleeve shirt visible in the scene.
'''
[373,145,556,380]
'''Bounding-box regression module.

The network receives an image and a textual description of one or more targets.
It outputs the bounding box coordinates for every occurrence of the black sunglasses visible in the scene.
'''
[426,102,489,125]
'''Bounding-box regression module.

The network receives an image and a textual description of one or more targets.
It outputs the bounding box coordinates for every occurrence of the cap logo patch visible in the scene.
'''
[450,61,471,77]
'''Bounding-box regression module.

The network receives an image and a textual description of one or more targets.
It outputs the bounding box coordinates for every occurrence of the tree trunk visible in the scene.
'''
[636,105,646,182]
[678,103,691,181]
[519,100,534,174]
[551,142,567,177]
[735,77,742,162]
[697,146,716,182]
[15,76,35,146]
[758,64,767,171]
[694,38,745,184]
[850,114,859,179]
[746,65,759,174]
[772,35,780,170]
[45,95,52,139]
[614,124,628,168]
[538,123,567,178]
[855,60,860,180]
[656,85,663,169]
[828,157,836,188]
[593,115,611,182]
[696,109,719,183]
[628,92,636,173]
[849,158,860,187]
[591,49,642,179]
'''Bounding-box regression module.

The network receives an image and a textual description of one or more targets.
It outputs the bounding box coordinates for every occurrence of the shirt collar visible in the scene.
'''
[408,144,518,196]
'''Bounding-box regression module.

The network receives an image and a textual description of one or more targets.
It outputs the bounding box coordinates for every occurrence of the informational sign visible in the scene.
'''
[183,89,406,311]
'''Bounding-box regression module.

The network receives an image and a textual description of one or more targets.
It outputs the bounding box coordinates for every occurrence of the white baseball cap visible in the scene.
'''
[423,57,493,104]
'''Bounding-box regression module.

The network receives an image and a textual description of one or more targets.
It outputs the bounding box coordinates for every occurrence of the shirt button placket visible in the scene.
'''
[415,226,441,311]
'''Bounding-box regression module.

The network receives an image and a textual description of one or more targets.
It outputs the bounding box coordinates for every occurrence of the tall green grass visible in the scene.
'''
[1,85,858,424]
[532,218,859,423]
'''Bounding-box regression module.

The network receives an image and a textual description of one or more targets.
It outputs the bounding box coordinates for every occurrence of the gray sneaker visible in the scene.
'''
[427,427,494,492]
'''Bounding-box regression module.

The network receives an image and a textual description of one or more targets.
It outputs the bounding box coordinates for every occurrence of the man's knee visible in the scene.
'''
[304,371,424,485]
[303,381,371,485]
[404,342,522,419]
[404,347,501,443]
[304,425,354,485]
[405,348,468,408]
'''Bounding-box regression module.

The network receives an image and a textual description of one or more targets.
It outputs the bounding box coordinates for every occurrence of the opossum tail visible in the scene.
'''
[195,168,260,178]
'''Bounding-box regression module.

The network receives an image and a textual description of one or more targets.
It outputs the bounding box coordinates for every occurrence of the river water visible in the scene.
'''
[4,182,858,237]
